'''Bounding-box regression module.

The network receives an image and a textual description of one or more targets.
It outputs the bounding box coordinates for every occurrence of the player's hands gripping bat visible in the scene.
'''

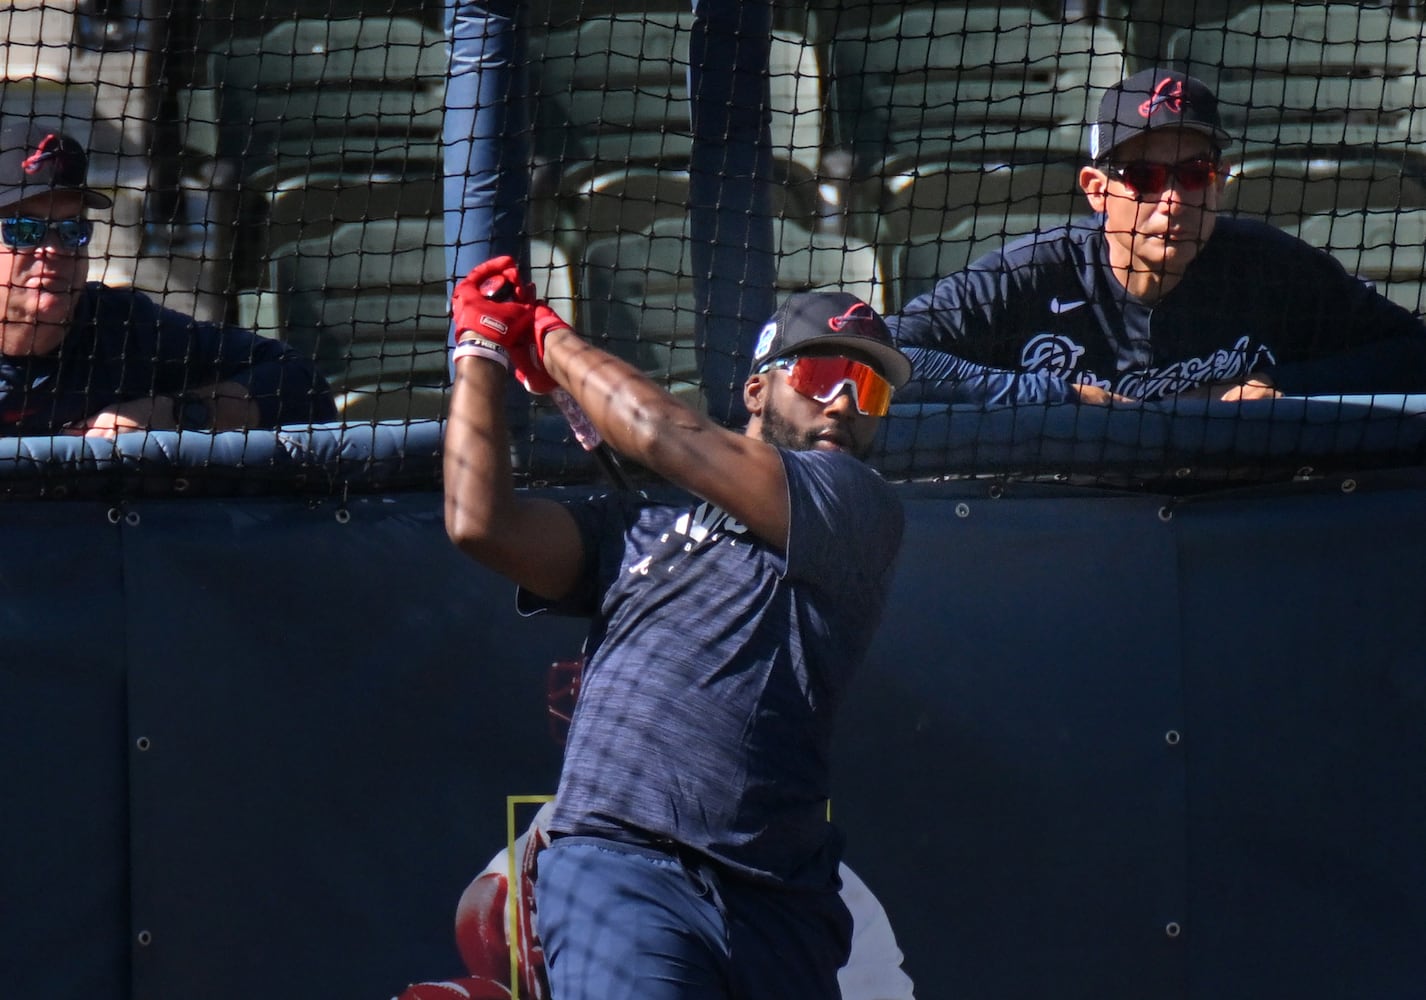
[453,257,631,489]
[451,256,536,358]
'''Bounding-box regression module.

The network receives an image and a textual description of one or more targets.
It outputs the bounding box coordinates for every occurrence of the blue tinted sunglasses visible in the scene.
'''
[2,216,94,250]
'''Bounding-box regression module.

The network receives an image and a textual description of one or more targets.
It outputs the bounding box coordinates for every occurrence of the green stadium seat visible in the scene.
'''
[184,17,447,291]
[545,160,822,274]
[524,11,834,352]
[1221,153,1426,228]
[862,159,1085,310]
[529,12,824,177]
[829,4,1126,175]
[259,217,449,423]
[1164,3,1426,155]
[894,207,1091,310]
[254,167,442,273]
[204,17,447,176]
[1287,208,1426,317]
[530,236,578,326]
[254,222,574,424]
[1115,0,1234,70]
[579,214,884,404]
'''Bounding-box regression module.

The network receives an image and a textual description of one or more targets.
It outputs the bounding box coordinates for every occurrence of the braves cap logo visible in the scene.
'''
[753,320,778,360]
[827,302,883,339]
[20,134,67,176]
[1139,78,1185,119]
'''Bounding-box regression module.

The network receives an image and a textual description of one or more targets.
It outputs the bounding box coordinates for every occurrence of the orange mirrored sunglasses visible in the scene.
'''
[763,355,894,416]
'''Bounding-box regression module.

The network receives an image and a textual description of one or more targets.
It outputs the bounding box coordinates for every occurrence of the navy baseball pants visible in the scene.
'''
[533,836,851,1000]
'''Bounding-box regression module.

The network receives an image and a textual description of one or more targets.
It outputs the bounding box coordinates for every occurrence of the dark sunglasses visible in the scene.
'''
[1103,158,1223,198]
[760,355,894,417]
[1,216,94,250]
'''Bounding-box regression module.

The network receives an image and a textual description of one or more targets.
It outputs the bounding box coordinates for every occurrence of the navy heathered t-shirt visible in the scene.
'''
[527,448,903,890]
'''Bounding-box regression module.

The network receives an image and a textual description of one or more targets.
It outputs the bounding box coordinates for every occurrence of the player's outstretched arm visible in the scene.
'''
[443,262,585,601]
[539,315,793,550]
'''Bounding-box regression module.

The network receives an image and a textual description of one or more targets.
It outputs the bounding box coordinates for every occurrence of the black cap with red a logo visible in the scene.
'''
[0,118,112,211]
[752,292,911,388]
[1089,68,1232,164]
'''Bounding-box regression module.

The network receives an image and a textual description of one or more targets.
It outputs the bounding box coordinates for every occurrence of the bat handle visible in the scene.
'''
[551,388,603,451]
[553,388,630,490]
[479,275,515,301]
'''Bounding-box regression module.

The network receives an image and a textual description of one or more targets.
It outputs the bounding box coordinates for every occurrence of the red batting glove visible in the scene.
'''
[532,303,573,358]
[451,256,537,353]
[508,303,574,396]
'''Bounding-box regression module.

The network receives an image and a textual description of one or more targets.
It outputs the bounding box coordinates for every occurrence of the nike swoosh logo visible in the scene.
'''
[1049,297,1087,314]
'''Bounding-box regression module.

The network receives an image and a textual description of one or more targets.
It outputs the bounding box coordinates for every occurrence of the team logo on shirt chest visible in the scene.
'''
[1021,332,1277,400]
[628,501,750,576]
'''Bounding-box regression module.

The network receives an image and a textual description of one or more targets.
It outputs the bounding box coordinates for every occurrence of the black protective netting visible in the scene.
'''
[4,0,1426,494]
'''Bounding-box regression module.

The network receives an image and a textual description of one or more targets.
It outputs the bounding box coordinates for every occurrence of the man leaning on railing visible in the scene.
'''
[888,69,1426,408]
[0,117,335,437]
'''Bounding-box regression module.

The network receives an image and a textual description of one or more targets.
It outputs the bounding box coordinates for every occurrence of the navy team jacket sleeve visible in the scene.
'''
[885,249,1075,407]
[1256,248,1426,396]
[78,285,337,426]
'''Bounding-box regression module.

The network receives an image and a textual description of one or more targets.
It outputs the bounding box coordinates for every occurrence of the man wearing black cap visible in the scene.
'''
[886,68,1426,406]
[0,118,335,434]
[443,256,908,999]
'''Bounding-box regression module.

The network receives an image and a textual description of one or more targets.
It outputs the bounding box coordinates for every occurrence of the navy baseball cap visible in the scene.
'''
[751,292,911,389]
[0,118,112,211]
[1089,68,1232,164]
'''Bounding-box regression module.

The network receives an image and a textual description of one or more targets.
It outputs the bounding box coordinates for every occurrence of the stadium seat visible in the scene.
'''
[894,209,1091,310]
[529,12,823,176]
[1164,3,1426,155]
[865,159,1086,309]
[828,4,1126,176]
[0,76,99,127]
[1114,0,1233,70]
[256,168,442,267]
[579,214,884,401]
[528,235,578,330]
[1221,153,1426,228]
[204,17,447,176]
[545,159,822,270]
[260,217,449,423]
[255,223,575,424]
[1286,208,1426,317]
[190,17,447,290]
[526,11,828,278]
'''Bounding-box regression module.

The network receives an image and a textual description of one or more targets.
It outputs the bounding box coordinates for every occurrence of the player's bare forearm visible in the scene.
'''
[540,324,785,522]
[540,323,792,546]
[540,325,712,460]
[443,354,583,600]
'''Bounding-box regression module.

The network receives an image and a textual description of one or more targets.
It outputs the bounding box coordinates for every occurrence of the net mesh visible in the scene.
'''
[3,0,1426,495]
